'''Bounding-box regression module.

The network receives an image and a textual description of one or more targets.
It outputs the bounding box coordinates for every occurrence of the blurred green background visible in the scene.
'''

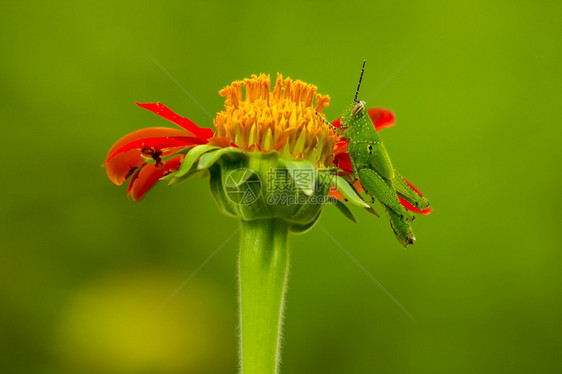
[2,1,561,373]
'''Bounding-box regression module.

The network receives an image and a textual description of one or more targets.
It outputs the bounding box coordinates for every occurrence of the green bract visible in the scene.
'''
[166,146,333,232]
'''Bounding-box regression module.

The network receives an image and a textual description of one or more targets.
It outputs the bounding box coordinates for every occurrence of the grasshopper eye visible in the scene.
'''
[351,101,366,116]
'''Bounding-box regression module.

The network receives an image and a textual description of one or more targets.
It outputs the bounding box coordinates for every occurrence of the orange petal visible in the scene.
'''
[333,139,348,156]
[329,187,344,200]
[368,108,395,131]
[127,155,184,201]
[106,127,192,161]
[106,136,204,163]
[136,102,214,140]
[105,149,146,186]
[104,127,200,186]
[208,136,232,148]
[334,152,353,174]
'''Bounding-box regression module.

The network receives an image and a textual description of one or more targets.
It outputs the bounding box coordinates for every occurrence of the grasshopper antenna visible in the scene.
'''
[314,110,345,136]
[354,59,366,103]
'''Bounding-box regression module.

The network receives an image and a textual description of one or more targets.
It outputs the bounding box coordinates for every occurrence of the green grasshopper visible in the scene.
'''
[326,60,430,247]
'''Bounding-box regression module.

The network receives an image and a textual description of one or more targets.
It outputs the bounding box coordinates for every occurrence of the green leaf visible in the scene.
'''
[327,174,370,208]
[328,197,356,223]
[280,159,315,196]
[170,144,219,178]
[197,147,242,170]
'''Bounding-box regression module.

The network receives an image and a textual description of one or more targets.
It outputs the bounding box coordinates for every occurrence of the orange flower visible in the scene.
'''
[104,74,337,200]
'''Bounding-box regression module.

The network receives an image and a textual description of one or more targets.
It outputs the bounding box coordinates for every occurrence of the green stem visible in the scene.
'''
[239,218,290,374]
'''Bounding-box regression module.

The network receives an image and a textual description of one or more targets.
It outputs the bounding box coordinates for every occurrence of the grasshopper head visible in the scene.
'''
[340,100,366,129]
[352,100,366,115]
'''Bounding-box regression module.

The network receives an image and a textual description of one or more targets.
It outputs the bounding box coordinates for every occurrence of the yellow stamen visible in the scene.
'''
[212,73,338,167]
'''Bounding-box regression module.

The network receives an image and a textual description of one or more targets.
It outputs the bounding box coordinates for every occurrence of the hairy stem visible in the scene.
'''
[239,218,290,374]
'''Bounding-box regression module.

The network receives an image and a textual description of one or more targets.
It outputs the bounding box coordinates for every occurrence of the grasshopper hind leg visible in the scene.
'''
[357,169,415,224]
[392,170,431,211]
[385,206,415,247]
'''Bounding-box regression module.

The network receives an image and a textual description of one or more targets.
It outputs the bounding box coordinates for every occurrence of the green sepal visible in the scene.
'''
[289,210,322,233]
[141,155,158,164]
[198,147,242,170]
[170,144,219,178]
[167,169,201,186]
[327,197,356,223]
[208,164,240,217]
[364,203,380,217]
[209,151,328,227]
[199,169,210,178]
[224,168,255,189]
[279,159,315,196]
[326,174,370,208]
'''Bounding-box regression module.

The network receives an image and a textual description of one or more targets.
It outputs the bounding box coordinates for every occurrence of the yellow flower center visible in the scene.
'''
[211,73,338,167]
